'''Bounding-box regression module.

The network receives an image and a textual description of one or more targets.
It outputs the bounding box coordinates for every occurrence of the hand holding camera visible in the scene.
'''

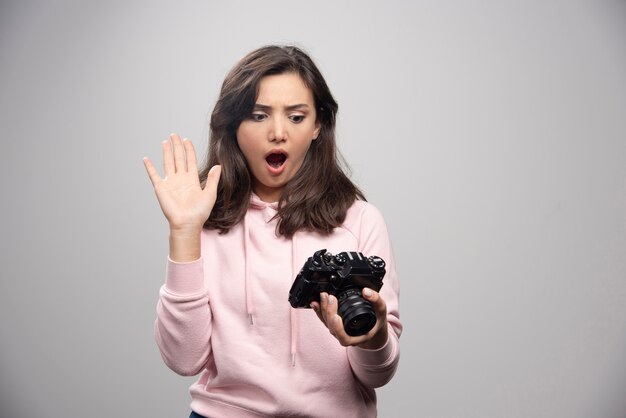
[289,249,386,337]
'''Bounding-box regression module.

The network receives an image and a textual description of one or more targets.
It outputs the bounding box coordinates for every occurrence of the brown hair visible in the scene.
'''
[199,45,365,237]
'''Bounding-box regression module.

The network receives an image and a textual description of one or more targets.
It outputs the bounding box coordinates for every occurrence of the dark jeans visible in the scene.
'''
[189,412,207,418]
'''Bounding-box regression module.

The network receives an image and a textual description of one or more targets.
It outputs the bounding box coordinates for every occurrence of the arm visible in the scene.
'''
[311,203,402,388]
[348,203,401,388]
[154,256,213,376]
[143,133,221,375]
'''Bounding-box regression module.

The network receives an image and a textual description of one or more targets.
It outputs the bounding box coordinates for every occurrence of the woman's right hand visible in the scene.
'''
[143,133,221,233]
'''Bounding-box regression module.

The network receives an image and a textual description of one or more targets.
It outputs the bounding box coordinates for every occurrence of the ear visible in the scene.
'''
[312,121,321,140]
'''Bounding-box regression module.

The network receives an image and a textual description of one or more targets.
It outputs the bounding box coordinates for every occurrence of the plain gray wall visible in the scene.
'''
[1,1,625,417]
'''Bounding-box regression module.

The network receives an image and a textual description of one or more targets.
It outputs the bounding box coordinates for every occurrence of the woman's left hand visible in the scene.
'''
[310,288,389,350]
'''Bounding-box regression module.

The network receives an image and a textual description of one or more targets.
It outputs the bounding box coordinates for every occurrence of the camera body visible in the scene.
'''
[288,249,386,336]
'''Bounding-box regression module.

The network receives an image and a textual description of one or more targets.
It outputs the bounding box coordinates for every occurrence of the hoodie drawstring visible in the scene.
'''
[244,214,254,325]
[243,197,300,366]
[290,231,299,367]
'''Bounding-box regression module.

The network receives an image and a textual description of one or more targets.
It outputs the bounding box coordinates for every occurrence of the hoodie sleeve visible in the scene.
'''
[154,256,212,376]
[346,202,402,388]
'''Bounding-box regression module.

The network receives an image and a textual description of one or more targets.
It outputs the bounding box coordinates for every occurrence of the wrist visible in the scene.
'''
[168,227,202,262]
[169,225,202,237]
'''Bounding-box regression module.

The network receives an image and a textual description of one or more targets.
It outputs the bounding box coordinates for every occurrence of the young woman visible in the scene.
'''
[143,45,402,418]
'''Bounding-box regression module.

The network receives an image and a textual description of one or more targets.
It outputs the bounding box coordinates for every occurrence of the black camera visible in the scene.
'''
[288,249,386,336]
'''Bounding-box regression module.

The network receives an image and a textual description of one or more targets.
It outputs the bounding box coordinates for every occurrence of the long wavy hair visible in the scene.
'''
[199,45,365,237]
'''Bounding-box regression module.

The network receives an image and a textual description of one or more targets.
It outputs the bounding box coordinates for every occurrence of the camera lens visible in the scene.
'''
[337,288,376,336]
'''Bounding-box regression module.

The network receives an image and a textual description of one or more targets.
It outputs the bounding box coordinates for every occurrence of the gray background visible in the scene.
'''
[1,1,625,417]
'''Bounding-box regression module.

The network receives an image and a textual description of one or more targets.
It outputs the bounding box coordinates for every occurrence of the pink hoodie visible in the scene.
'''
[155,195,402,417]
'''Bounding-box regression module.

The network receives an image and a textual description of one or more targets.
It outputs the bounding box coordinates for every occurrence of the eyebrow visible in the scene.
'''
[253,103,310,111]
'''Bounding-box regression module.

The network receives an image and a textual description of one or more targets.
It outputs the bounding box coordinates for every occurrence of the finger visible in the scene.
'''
[330,311,367,346]
[329,314,345,339]
[162,139,174,177]
[319,292,330,324]
[319,295,370,346]
[170,133,186,173]
[183,138,199,174]
[324,294,340,333]
[142,157,162,186]
[310,302,325,322]
[330,314,369,347]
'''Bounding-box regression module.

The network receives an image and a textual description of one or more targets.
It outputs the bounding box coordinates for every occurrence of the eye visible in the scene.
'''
[250,113,267,122]
[289,114,305,123]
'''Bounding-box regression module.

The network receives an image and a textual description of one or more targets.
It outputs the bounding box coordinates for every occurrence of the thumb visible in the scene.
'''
[363,288,387,316]
[203,165,222,202]
[204,165,222,195]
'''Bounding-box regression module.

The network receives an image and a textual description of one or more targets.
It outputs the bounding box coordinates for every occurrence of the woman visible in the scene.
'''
[143,45,402,417]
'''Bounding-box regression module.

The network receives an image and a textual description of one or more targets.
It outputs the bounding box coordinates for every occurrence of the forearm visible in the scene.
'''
[349,203,403,387]
[347,323,400,388]
[154,257,212,376]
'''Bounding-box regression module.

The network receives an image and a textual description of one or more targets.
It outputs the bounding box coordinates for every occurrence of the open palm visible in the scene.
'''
[143,133,221,231]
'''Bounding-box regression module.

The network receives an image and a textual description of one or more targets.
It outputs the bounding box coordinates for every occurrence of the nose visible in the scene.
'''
[269,116,287,142]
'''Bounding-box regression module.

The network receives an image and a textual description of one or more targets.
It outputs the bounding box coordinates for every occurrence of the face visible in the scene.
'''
[237,72,321,203]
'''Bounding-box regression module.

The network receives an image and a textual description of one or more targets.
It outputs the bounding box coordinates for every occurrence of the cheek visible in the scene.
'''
[296,139,315,158]
[236,130,254,158]
[237,142,255,163]
[237,123,265,149]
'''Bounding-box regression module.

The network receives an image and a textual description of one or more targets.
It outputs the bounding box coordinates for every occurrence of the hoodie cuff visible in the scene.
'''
[348,332,397,367]
[164,256,205,296]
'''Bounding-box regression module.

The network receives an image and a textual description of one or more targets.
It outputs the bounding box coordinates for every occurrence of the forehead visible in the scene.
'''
[256,72,314,105]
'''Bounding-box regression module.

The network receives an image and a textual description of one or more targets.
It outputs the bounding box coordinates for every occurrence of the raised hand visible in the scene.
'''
[143,133,221,261]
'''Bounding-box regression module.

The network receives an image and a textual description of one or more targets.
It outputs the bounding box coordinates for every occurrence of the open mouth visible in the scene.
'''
[265,151,287,168]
